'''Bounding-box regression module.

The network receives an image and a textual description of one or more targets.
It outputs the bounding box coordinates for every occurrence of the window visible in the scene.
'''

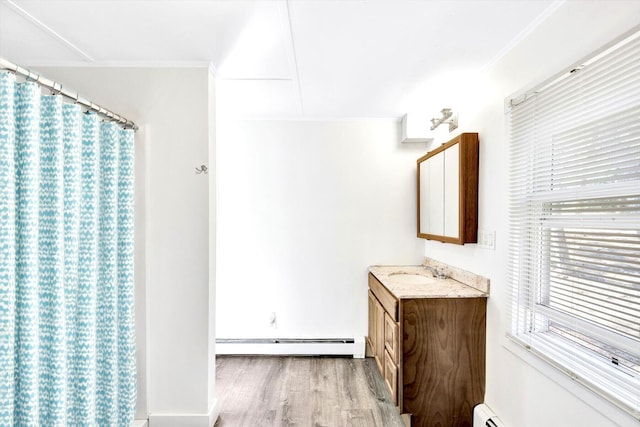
[507,29,640,417]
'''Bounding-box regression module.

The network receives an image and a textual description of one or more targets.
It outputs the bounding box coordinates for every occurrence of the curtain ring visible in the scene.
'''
[51,82,62,96]
[1,66,17,76]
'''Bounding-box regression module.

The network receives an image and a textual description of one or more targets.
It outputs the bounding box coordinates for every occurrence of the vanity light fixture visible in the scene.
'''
[430,108,458,132]
[401,113,434,143]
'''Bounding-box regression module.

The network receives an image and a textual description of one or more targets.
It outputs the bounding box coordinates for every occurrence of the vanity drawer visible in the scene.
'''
[384,311,400,365]
[384,349,398,406]
[369,273,398,321]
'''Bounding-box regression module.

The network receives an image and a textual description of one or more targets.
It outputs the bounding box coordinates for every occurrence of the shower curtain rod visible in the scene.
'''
[0,57,138,131]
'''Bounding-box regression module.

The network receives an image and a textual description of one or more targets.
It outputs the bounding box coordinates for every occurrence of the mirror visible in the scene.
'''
[417,133,479,244]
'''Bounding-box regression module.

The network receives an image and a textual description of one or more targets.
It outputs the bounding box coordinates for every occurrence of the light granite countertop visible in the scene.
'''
[369,265,488,299]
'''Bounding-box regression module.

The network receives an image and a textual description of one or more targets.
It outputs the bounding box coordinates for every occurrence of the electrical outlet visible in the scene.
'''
[478,230,496,250]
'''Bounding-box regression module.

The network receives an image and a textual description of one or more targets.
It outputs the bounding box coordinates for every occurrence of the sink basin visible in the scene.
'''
[388,272,436,285]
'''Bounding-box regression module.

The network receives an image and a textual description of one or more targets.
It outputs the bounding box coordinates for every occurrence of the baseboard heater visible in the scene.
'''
[473,404,505,427]
[215,338,365,358]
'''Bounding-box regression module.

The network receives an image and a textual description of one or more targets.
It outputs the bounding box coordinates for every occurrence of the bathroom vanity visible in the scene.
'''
[367,262,488,427]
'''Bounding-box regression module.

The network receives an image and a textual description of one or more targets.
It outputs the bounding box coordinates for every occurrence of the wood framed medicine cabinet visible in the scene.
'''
[417,132,479,244]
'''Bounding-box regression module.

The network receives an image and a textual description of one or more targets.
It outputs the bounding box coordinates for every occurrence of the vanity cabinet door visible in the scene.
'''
[384,349,398,406]
[368,291,385,374]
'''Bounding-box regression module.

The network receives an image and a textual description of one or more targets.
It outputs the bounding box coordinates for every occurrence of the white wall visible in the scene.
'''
[216,119,425,340]
[38,67,216,425]
[207,68,217,418]
[420,2,640,427]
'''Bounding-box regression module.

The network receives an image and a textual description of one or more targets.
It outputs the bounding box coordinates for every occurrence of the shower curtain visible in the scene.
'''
[0,71,136,427]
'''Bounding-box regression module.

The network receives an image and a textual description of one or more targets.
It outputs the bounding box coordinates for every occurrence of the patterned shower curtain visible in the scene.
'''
[0,71,136,426]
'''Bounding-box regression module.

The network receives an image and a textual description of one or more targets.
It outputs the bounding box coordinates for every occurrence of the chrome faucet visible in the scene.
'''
[424,265,447,279]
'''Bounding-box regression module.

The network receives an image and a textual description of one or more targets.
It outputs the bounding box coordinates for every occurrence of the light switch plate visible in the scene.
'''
[478,230,496,250]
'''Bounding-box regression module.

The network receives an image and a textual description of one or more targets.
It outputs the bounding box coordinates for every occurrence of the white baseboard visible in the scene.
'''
[216,337,366,358]
[133,420,148,427]
[149,399,219,427]
[210,398,221,427]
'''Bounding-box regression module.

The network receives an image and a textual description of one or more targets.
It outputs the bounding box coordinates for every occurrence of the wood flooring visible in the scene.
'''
[214,356,406,427]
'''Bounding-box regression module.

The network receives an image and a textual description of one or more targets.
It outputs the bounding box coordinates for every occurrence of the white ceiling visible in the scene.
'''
[0,0,559,119]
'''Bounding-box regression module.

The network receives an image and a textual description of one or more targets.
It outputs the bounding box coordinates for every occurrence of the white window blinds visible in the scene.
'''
[507,29,640,418]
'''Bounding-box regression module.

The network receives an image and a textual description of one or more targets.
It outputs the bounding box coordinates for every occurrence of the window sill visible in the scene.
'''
[502,332,639,425]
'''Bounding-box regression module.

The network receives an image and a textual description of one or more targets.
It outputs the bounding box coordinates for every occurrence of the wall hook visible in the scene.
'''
[195,165,208,175]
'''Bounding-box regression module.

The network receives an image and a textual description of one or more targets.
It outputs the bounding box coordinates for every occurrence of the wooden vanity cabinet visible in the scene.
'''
[366,273,486,427]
